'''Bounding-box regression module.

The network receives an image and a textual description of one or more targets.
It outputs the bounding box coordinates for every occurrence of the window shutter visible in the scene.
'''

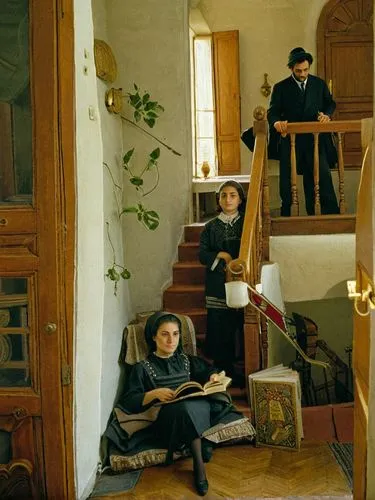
[212,30,241,175]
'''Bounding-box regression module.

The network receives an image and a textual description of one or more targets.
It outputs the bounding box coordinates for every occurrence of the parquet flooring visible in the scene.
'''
[94,440,352,499]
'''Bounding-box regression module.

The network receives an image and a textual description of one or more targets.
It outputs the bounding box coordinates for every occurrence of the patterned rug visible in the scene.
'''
[328,442,353,490]
[90,469,142,497]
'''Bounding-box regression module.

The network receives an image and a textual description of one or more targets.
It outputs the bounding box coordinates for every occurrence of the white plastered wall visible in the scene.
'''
[107,0,192,314]
[91,0,132,438]
[266,234,355,369]
[74,0,104,497]
[74,0,133,498]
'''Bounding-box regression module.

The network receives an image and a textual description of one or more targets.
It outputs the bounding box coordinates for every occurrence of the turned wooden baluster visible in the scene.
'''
[313,132,321,215]
[337,132,346,213]
[290,133,299,216]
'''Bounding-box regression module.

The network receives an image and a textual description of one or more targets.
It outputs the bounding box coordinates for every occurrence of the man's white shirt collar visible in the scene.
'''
[292,74,308,90]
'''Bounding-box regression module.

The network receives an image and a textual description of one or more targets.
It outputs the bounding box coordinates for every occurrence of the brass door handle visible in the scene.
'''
[44,322,57,334]
[347,280,375,317]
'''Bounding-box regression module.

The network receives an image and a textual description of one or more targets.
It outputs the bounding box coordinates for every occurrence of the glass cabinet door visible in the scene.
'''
[0,277,32,388]
[0,0,32,205]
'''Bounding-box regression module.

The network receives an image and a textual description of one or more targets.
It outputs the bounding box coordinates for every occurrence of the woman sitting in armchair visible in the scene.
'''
[104,311,250,496]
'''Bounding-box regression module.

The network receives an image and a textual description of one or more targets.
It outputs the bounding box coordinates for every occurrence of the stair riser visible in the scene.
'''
[164,290,205,310]
[166,309,207,335]
[184,225,204,242]
[189,315,207,335]
[173,266,206,285]
[178,245,199,261]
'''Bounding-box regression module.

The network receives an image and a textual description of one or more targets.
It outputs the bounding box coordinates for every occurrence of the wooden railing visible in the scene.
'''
[228,106,365,375]
[286,120,361,215]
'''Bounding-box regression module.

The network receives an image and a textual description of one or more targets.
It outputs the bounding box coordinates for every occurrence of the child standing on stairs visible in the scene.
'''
[199,180,246,384]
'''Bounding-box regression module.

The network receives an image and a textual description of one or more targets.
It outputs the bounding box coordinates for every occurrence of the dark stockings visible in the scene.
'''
[190,437,206,482]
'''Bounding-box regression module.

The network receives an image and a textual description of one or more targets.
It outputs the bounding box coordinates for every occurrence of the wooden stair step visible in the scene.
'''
[166,308,207,336]
[163,284,205,310]
[271,214,356,236]
[172,261,205,285]
[178,242,199,261]
[184,223,205,242]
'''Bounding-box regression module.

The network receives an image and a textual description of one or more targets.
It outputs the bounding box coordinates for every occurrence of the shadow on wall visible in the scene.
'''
[324,279,352,300]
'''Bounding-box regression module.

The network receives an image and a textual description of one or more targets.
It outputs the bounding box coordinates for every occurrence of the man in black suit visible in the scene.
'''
[268,47,339,216]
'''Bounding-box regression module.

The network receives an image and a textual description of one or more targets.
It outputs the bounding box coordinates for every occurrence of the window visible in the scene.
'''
[192,36,216,178]
[191,30,241,178]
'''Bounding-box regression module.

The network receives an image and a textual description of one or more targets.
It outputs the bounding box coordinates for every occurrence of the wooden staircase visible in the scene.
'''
[163,223,248,402]
[163,223,207,350]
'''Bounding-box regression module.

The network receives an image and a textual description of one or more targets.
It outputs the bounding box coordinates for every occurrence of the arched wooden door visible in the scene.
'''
[317,0,373,168]
[0,1,75,498]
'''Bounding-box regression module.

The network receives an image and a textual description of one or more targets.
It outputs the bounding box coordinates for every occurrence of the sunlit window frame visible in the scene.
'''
[192,34,217,178]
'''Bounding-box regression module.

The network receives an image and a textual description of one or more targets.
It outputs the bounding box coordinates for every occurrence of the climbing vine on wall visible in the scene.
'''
[104,84,180,295]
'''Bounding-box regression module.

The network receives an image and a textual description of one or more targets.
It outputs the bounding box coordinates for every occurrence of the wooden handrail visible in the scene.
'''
[227,106,269,376]
[286,120,361,134]
[228,107,268,280]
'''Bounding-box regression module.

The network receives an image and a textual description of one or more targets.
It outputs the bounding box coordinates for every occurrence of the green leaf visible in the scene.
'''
[130,177,143,186]
[123,148,134,165]
[129,94,141,106]
[144,118,155,128]
[120,206,138,214]
[146,111,158,119]
[146,210,159,219]
[134,83,138,91]
[143,217,159,230]
[156,104,165,113]
[106,267,120,281]
[134,110,142,122]
[150,148,160,160]
[120,268,131,280]
[137,212,142,221]
[143,210,160,230]
[135,101,143,109]
[144,101,157,111]
[142,93,150,104]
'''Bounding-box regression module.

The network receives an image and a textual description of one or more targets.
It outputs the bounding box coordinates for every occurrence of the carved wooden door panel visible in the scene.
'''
[317,0,373,167]
[351,120,373,499]
[0,1,74,498]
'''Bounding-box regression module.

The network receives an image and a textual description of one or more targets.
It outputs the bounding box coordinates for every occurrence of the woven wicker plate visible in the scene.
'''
[94,39,117,83]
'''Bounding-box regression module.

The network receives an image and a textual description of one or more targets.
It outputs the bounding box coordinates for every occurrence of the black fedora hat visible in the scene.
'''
[287,47,313,67]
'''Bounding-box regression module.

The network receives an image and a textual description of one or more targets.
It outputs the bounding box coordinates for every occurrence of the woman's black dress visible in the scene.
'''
[199,214,244,376]
[103,352,237,464]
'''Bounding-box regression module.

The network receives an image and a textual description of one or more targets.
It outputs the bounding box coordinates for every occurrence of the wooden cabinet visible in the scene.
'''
[0,1,75,498]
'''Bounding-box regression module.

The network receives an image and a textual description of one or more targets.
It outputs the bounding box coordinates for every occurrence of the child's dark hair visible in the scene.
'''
[215,180,247,213]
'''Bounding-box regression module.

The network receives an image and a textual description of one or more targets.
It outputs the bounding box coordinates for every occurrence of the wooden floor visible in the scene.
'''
[95,440,352,499]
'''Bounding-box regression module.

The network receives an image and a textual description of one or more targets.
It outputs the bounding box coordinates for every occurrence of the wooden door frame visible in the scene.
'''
[56,1,75,496]
[33,0,75,497]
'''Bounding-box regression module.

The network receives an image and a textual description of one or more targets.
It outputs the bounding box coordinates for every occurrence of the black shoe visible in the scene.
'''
[194,476,209,496]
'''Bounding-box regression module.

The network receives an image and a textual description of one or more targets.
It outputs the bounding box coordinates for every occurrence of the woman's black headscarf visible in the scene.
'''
[144,311,183,353]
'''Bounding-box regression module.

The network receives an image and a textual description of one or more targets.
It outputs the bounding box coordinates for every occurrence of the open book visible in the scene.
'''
[160,371,232,405]
[249,365,303,450]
